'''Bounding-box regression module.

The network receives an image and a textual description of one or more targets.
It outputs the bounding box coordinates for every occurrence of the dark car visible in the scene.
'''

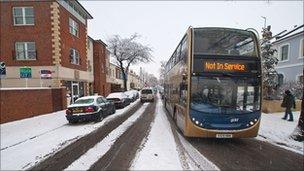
[106,92,130,109]
[65,95,116,123]
[124,90,137,102]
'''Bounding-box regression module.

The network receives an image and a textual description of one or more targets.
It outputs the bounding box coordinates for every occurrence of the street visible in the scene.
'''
[1,1,303,170]
[1,95,303,170]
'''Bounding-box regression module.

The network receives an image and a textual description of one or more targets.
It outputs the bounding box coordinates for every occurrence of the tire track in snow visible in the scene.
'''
[64,103,149,170]
[161,101,219,170]
[89,100,157,170]
[29,101,142,171]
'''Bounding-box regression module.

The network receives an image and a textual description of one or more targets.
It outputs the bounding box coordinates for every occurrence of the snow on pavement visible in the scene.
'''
[257,111,303,154]
[130,99,184,170]
[65,103,149,170]
[1,110,67,150]
[0,100,139,170]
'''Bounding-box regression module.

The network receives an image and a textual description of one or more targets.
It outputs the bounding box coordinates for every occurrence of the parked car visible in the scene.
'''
[131,90,139,99]
[124,90,138,102]
[65,96,116,123]
[140,88,155,102]
[106,92,130,109]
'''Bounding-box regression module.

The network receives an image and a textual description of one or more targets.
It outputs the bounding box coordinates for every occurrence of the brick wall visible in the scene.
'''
[0,88,67,123]
[59,4,87,71]
[93,41,110,96]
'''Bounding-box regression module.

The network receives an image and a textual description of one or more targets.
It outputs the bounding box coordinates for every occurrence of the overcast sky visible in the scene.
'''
[80,0,303,78]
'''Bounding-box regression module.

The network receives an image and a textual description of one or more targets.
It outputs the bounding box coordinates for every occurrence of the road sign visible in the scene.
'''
[20,67,32,78]
[40,69,52,79]
[0,62,6,76]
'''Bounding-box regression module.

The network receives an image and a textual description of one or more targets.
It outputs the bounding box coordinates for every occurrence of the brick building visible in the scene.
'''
[107,63,124,92]
[93,39,111,96]
[0,0,93,94]
[0,0,93,122]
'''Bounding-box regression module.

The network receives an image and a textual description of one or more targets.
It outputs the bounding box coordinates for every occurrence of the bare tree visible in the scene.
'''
[146,74,158,87]
[159,60,166,86]
[108,34,153,91]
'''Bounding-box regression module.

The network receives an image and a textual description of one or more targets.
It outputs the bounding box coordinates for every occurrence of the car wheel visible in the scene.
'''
[68,120,77,124]
[111,106,116,114]
[95,111,103,122]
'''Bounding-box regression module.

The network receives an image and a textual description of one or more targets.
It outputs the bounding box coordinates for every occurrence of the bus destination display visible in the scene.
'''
[203,60,246,72]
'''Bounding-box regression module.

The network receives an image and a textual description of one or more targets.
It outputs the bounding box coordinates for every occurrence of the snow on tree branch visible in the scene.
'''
[260,26,279,99]
[107,33,153,91]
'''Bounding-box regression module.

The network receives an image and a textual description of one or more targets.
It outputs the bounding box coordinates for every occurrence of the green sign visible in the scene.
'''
[20,67,32,78]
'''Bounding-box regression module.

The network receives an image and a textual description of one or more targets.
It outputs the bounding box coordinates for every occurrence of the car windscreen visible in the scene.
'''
[74,99,94,104]
[141,89,153,94]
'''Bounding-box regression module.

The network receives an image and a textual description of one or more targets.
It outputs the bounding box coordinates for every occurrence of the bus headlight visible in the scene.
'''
[192,117,195,121]
[195,121,199,125]
[250,121,254,125]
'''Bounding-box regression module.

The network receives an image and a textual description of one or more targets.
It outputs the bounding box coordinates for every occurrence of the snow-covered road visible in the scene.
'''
[65,103,149,170]
[0,100,140,170]
[1,96,302,170]
[130,98,183,170]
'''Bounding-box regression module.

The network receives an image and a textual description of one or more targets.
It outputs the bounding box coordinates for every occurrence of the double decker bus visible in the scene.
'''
[164,27,261,138]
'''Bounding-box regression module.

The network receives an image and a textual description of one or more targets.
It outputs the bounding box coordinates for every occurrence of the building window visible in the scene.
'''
[15,42,36,60]
[69,18,79,37]
[13,7,34,25]
[298,75,304,84]
[70,48,79,65]
[277,73,284,86]
[280,44,289,61]
[300,39,304,58]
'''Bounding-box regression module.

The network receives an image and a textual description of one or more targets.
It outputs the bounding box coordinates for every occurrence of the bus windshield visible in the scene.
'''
[191,76,260,114]
[193,28,258,57]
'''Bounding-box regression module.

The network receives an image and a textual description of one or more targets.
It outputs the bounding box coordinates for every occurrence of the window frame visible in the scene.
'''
[299,38,304,59]
[13,7,34,26]
[279,43,290,62]
[69,17,79,37]
[70,48,80,65]
[297,74,304,84]
[277,73,285,86]
[180,35,188,63]
[15,42,36,60]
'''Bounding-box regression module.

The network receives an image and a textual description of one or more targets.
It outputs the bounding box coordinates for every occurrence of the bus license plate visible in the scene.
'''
[216,134,233,138]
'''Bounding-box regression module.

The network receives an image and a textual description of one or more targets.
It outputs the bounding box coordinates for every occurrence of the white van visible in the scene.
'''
[140,88,155,102]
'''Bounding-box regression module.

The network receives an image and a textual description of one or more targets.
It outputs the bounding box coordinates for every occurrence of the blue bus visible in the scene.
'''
[164,27,261,138]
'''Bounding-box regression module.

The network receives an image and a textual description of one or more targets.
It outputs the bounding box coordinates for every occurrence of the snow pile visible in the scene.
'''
[0,100,139,170]
[130,100,183,170]
[258,111,303,154]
